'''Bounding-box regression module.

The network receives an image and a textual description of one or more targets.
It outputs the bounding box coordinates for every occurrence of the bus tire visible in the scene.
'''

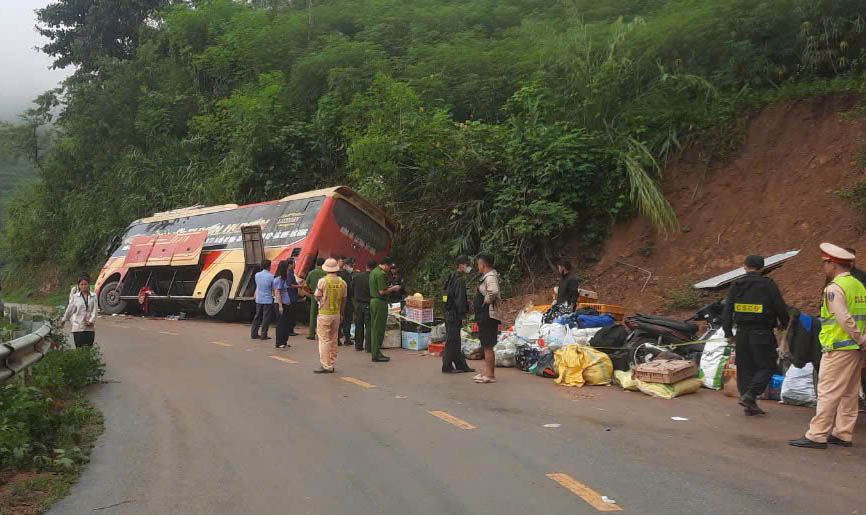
[204,278,233,318]
[99,280,128,315]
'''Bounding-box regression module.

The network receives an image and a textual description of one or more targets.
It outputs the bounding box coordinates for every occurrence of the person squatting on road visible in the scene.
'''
[370,257,401,363]
[313,258,347,374]
[251,260,275,341]
[790,243,866,449]
[62,273,98,348]
[273,260,295,349]
[353,260,375,352]
[474,254,502,384]
[722,255,790,416]
[442,255,475,374]
[305,257,326,340]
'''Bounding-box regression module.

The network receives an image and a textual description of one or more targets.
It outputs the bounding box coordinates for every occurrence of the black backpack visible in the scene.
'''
[590,324,628,349]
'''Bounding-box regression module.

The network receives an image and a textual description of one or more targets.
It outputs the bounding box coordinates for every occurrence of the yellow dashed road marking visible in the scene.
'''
[159,331,180,336]
[270,355,298,364]
[428,411,476,430]
[342,377,376,389]
[210,341,232,347]
[546,473,623,511]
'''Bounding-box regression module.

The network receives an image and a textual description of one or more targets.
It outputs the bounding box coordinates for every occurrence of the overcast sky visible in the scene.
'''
[0,0,72,122]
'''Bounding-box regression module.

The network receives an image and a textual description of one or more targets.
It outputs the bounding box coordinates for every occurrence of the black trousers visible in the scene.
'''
[73,331,95,348]
[735,329,779,399]
[354,302,371,351]
[251,303,274,338]
[275,305,293,347]
[442,313,471,372]
[340,300,354,344]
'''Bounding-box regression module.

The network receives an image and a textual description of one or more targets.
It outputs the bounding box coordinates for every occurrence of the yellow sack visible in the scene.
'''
[554,344,613,387]
[614,370,639,391]
[635,377,702,399]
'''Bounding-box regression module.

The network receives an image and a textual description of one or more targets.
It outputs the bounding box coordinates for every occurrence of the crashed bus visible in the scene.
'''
[94,186,394,319]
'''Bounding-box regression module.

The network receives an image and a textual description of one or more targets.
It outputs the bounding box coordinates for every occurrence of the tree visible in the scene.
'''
[36,0,171,72]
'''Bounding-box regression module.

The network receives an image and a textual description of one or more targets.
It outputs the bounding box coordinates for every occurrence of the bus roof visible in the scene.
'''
[133,186,395,233]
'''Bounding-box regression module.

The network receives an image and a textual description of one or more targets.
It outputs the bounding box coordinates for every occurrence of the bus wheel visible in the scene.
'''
[99,280,128,315]
[204,278,232,318]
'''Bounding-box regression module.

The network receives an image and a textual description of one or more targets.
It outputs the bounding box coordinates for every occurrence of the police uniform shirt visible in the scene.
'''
[825,272,866,347]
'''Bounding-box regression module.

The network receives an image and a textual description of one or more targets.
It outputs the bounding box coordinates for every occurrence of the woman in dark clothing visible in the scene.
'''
[273,260,294,349]
[474,254,502,384]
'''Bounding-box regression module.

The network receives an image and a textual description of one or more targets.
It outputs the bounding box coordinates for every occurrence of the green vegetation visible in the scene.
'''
[1,0,865,294]
[665,276,699,311]
[0,342,105,513]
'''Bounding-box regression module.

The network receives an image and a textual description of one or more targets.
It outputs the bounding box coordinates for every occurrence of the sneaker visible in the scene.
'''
[313,367,335,374]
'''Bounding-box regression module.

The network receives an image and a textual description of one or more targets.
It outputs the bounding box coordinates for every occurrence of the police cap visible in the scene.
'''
[820,242,855,265]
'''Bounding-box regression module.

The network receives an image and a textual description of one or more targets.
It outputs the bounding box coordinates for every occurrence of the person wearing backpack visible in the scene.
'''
[442,256,475,374]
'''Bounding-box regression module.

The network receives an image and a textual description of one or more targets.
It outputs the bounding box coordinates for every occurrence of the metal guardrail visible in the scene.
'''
[1,303,53,383]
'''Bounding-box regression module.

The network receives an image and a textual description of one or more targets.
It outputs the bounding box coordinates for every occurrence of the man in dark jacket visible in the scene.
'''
[556,259,581,310]
[336,256,354,346]
[722,255,790,416]
[442,256,475,374]
[353,260,375,352]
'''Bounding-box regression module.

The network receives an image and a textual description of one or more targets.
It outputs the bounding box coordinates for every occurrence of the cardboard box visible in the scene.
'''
[633,360,698,384]
[405,306,434,323]
[402,330,431,351]
[382,329,402,348]
[406,296,434,309]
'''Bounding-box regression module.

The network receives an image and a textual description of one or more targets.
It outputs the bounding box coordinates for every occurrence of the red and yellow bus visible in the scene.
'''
[94,186,394,319]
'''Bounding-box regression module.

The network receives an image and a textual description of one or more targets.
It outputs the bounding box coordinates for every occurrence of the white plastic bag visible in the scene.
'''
[494,332,525,367]
[700,328,731,390]
[538,324,567,347]
[571,327,603,346]
[462,338,481,358]
[781,363,817,406]
[515,310,544,340]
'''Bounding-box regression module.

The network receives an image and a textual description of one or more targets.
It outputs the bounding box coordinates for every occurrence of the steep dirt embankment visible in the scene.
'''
[505,96,866,322]
[590,95,865,316]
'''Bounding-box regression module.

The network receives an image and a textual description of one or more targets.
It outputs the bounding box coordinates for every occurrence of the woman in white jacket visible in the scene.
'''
[62,274,98,348]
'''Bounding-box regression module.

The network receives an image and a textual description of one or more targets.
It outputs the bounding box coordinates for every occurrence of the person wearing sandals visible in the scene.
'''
[273,260,294,349]
[473,254,502,384]
[62,274,98,348]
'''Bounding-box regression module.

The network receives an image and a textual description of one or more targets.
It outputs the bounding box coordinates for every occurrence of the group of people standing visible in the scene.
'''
[251,258,300,348]
[721,243,866,450]
[250,252,502,384]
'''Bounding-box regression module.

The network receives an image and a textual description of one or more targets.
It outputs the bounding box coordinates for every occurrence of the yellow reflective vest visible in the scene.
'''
[819,274,866,352]
[319,275,346,316]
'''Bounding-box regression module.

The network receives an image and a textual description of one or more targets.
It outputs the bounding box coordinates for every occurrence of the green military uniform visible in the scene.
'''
[305,266,326,339]
[369,265,389,359]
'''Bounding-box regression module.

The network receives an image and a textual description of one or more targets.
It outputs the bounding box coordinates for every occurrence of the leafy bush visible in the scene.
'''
[30,346,106,399]
[0,346,105,472]
[665,276,699,310]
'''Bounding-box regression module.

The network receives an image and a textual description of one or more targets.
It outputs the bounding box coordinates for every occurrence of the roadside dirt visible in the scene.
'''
[507,95,866,324]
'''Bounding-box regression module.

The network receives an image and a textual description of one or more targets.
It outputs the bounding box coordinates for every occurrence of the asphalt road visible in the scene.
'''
[50,315,866,515]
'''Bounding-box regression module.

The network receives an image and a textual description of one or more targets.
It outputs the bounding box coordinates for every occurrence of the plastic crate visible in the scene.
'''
[577,302,626,321]
[427,342,446,355]
[632,360,698,384]
[405,306,434,323]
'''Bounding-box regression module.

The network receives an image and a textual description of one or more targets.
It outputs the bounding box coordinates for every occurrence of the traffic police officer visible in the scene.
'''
[790,243,866,449]
[722,255,789,416]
